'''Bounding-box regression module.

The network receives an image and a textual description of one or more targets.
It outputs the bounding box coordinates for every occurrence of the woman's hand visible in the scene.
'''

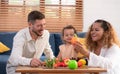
[73,41,90,58]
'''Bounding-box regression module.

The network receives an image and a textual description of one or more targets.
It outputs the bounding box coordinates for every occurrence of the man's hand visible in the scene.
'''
[30,58,43,67]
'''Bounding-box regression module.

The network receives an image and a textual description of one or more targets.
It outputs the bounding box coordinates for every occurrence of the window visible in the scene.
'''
[0,0,83,32]
[9,0,40,6]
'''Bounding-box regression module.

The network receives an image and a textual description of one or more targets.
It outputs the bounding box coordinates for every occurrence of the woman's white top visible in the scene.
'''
[88,44,120,74]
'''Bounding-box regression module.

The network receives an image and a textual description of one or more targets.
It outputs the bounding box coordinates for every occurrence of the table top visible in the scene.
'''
[16,66,107,73]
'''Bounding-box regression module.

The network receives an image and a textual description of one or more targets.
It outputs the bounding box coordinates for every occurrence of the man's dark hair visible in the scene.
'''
[28,10,45,24]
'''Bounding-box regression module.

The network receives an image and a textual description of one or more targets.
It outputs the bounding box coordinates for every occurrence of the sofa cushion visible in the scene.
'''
[0,55,10,74]
[54,33,63,57]
[0,32,17,55]
[77,32,86,38]
[0,42,10,53]
[49,33,55,55]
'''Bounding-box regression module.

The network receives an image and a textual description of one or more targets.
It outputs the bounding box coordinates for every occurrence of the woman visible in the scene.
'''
[73,19,120,74]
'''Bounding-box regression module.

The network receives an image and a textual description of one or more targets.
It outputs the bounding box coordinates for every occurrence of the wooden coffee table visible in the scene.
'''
[16,66,107,74]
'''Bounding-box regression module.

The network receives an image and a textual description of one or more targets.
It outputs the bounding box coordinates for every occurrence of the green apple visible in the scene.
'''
[68,60,78,70]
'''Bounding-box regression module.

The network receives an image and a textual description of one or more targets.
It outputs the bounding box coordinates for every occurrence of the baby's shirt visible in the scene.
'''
[59,44,77,59]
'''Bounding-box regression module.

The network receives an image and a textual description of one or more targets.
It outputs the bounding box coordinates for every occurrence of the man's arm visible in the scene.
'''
[8,32,32,66]
[43,31,55,59]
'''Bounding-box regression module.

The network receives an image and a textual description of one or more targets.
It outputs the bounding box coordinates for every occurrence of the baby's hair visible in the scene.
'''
[62,25,77,36]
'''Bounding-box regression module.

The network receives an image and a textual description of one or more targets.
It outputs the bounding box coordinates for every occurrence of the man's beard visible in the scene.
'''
[32,30,42,36]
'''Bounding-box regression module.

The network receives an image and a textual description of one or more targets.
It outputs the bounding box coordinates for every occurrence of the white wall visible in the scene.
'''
[83,0,120,39]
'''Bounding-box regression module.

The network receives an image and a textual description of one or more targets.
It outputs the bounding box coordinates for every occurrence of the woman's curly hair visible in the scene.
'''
[86,19,120,51]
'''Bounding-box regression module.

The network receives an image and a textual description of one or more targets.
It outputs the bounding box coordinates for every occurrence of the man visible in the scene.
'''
[6,10,54,74]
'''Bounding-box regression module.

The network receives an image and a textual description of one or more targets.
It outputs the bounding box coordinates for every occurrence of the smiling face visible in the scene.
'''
[29,19,46,36]
[90,22,104,42]
[86,19,117,50]
[63,29,75,43]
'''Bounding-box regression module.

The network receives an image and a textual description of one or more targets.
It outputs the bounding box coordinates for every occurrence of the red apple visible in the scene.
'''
[64,58,70,65]
[57,62,66,67]
[77,61,82,67]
